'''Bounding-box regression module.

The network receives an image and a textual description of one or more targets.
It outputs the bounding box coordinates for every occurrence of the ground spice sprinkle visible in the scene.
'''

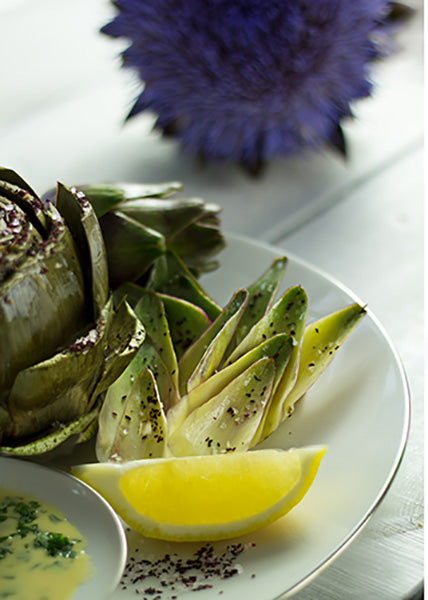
[120,538,256,598]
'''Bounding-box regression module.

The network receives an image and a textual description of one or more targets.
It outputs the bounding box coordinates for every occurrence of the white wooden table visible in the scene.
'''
[0,2,424,599]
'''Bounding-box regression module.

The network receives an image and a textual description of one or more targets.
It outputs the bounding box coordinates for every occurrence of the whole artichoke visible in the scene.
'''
[0,168,145,455]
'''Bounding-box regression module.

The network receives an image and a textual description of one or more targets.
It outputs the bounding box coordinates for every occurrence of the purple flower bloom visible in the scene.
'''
[102,0,406,172]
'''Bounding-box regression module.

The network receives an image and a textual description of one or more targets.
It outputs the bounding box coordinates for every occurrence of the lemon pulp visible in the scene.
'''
[120,451,301,525]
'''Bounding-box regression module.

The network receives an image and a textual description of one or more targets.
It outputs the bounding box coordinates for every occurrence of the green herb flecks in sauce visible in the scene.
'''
[0,490,91,599]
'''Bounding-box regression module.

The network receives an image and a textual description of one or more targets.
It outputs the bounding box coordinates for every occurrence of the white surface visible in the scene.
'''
[0,456,127,600]
[0,0,424,598]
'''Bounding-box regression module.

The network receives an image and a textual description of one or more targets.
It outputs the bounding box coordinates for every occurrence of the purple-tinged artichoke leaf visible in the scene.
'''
[134,291,178,390]
[98,210,165,289]
[168,358,275,457]
[146,250,221,321]
[0,401,101,457]
[226,286,308,365]
[178,290,248,395]
[157,292,211,360]
[107,368,168,462]
[271,303,367,428]
[55,183,109,317]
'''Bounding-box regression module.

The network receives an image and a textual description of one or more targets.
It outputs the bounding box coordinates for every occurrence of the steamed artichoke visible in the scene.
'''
[0,168,145,455]
[96,256,366,462]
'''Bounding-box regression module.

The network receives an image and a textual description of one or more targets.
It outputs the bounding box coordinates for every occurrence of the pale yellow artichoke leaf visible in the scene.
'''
[178,289,248,395]
[134,290,178,390]
[226,285,307,365]
[107,368,168,462]
[168,358,275,457]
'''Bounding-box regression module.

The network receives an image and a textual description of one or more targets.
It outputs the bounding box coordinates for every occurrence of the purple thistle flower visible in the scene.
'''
[102,0,408,173]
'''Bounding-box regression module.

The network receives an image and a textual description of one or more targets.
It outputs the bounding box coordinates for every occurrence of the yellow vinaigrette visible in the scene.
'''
[73,446,326,542]
[0,490,91,600]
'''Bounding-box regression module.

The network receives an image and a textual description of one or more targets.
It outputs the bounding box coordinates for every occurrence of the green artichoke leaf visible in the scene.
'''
[226,256,288,355]
[7,296,117,442]
[146,250,221,321]
[225,285,308,365]
[178,289,248,395]
[113,282,148,308]
[96,339,176,461]
[55,183,109,318]
[106,368,168,462]
[118,196,210,240]
[98,210,166,289]
[185,290,249,393]
[167,333,294,435]
[168,358,275,457]
[272,303,367,423]
[157,292,211,360]
[0,167,40,201]
[80,181,184,218]
[0,172,49,235]
[0,401,101,457]
[133,291,178,390]
[0,199,87,395]
[168,221,226,275]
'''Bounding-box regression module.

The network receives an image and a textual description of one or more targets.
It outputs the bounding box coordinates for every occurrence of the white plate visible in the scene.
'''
[0,456,127,600]
[108,233,409,600]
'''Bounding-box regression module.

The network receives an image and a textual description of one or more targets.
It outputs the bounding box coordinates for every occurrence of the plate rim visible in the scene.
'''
[210,232,411,599]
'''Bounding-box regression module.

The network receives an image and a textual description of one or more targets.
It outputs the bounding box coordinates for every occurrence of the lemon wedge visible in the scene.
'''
[72,446,325,541]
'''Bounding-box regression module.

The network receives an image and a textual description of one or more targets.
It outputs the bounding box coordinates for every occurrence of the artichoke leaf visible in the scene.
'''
[98,210,165,288]
[178,290,248,395]
[167,333,294,435]
[225,285,307,365]
[0,205,87,394]
[157,292,211,360]
[0,177,49,235]
[79,181,184,218]
[55,183,109,318]
[96,340,176,461]
[168,221,226,273]
[7,297,117,440]
[168,358,275,457]
[186,291,249,393]
[146,250,221,321]
[133,291,178,390]
[273,303,367,422]
[226,256,288,355]
[0,167,40,203]
[90,299,145,399]
[107,368,168,462]
[0,401,101,457]
[119,196,210,240]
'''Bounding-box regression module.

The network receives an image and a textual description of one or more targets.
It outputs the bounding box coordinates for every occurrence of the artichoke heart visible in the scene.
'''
[0,169,145,455]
